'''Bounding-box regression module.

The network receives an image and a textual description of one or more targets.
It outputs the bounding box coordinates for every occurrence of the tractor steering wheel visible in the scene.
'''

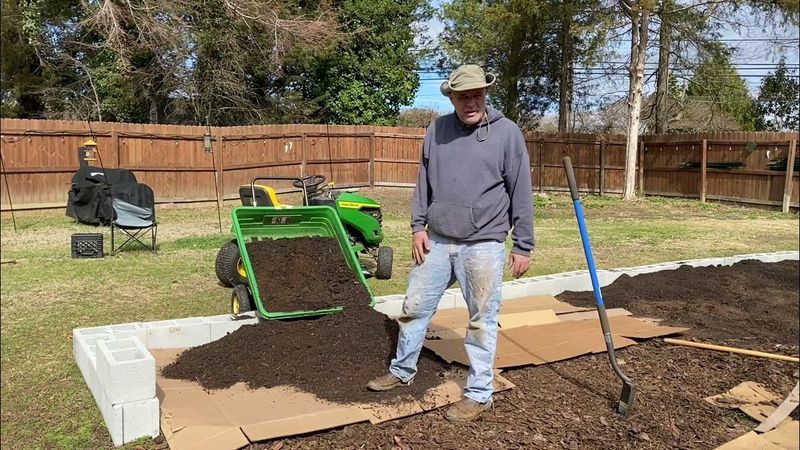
[293,175,327,193]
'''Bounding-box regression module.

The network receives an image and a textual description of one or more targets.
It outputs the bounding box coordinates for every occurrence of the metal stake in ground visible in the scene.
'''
[562,156,636,416]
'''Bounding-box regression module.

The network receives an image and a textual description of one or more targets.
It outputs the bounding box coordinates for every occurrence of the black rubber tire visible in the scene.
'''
[215,240,247,287]
[375,246,393,280]
[231,284,253,314]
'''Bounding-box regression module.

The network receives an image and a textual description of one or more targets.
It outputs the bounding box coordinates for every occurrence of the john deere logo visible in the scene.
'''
[269,216,293,225]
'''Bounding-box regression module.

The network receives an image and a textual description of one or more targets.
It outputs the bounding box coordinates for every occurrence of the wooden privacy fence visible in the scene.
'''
[1,119,797,212]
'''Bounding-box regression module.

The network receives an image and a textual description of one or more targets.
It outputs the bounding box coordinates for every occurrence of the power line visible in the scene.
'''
[411,38,799,52]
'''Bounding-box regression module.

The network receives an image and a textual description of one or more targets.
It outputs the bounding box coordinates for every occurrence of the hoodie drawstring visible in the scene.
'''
[477,112,490,142]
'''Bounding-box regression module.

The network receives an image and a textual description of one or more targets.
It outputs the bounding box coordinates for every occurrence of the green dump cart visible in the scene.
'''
[230,205,376,320]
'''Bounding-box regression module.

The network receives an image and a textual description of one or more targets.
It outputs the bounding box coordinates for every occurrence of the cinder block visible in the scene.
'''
[437,292,456,310]
[560,272,593,293]
[122,397,160,444]
[373,300,403,319]
[521,276,563,296]
[501,281,528,300]
[75,334,115,401]
[107,322,148,347]
[374,294,405,305]
[97,337,155,404]
[73,327,111,373]
[143,317,211,349]
[95,382,124,447]
[597,270,623,288]
[207,313,259,341]
[757,253,783,263]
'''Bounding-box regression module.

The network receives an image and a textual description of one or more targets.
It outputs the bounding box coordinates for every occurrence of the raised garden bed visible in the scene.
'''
[241,259,799,449]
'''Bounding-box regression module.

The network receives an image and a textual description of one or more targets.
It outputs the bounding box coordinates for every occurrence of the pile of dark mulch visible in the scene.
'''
[245,236,362,313]
[252,340,798,450]
[162,236,450,404]
[558,259,800,351]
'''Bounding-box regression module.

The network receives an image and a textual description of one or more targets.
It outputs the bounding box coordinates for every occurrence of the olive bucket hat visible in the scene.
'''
[440,64,497,96]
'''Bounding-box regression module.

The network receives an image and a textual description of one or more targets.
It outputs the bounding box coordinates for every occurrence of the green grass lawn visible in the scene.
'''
[1,189,798,449]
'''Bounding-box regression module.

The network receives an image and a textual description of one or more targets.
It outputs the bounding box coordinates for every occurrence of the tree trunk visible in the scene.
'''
[623,6,650,201]
[558,8,574,133]
[654,2,672,135]
[503,35,523,123]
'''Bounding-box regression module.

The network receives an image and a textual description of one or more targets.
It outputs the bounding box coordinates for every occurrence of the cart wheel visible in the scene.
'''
[231,285,253,315]
[375,246,393,280]
[215,240,248,287]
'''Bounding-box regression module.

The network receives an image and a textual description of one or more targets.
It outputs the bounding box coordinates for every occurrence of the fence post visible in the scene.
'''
[701,139,708,203]
[638,140,645,194]
[300,133,307,178]
[111,130,120,168]
[599,140,606,196]
[369,132,375,188]
[216,129,225,211]
[538,138,544,193]
[782,139,797,213]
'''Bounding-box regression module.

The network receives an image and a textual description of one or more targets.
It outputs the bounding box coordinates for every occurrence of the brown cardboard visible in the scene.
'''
[499,310,560,328]
[154,350,514,450]
[425,318,639,368]
[424,310,687,369]
[705,381,781,423]
[500,295,593,314]
[714,431,785,450]
[755,382,799,433]
[557,308,631,322]
[762,420,800,449]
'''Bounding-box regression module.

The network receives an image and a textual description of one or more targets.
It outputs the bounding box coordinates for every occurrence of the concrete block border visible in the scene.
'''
[72,312,259,446]
[73,250,797,446]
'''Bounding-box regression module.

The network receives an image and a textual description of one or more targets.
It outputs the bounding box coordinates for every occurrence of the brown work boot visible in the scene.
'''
[445,397,493,423]
[366,373,410,392]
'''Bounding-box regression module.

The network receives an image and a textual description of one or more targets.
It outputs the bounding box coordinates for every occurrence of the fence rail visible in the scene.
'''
[1,119,797,212]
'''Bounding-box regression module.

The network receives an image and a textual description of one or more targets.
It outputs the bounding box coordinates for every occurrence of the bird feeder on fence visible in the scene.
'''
[80,139,98,163]
[203,132,213,154]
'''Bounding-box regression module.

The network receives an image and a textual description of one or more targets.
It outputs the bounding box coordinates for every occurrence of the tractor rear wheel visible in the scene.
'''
[231,284,253,315]
[215,240,248,287]
[375,246,393,280]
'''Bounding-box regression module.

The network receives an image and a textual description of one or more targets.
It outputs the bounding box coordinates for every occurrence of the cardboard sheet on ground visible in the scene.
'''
[714,421,799,450]
[424,295,687,369]
[153,349,514,450]
[706,381,800,450]
[705,381,782,423]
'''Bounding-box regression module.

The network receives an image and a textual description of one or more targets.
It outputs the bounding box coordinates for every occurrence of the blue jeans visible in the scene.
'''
[389,232,506,403]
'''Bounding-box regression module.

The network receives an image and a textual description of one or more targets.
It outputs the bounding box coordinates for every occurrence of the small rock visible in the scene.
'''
[600,417,609,427]
[638,432,651,442]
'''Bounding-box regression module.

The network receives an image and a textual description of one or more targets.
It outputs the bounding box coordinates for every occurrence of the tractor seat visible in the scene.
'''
[239,184,291,208]
[309,196,336,207]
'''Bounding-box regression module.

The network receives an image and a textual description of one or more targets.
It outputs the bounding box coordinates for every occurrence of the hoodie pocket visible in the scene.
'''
[427,200,478,239]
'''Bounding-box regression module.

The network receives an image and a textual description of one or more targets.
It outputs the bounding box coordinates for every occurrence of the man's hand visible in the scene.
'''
[412,231,430,265]
[509,253,530,279]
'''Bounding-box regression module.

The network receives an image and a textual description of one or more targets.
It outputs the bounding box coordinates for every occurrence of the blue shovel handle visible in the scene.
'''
[563,156,636,415]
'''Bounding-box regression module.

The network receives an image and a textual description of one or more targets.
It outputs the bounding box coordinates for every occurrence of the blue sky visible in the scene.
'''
[407,3,799,113]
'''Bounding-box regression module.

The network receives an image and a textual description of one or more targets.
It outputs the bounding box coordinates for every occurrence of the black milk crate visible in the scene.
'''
[71,233,104,259]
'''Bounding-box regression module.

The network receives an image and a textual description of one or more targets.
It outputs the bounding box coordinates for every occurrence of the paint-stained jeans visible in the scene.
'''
[389,232,506,403]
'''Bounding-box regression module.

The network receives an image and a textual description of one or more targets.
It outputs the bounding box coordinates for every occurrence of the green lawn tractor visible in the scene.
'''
[215,175,393,287]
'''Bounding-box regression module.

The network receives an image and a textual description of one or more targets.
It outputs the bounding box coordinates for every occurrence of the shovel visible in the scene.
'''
[562,156,636,416]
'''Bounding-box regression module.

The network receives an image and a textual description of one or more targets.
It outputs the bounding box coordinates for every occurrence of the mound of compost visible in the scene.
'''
[244,236,362,313]
[558,259,799,351]
[163,236,450,404]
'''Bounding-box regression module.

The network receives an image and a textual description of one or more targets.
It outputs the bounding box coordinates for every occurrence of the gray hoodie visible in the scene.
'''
[411,107,534,256]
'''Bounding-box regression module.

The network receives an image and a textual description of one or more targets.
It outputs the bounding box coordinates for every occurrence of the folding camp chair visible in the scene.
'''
[110,184,157,255]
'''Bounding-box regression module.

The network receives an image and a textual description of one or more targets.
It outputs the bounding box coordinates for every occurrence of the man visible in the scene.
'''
[367,64,534,422]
